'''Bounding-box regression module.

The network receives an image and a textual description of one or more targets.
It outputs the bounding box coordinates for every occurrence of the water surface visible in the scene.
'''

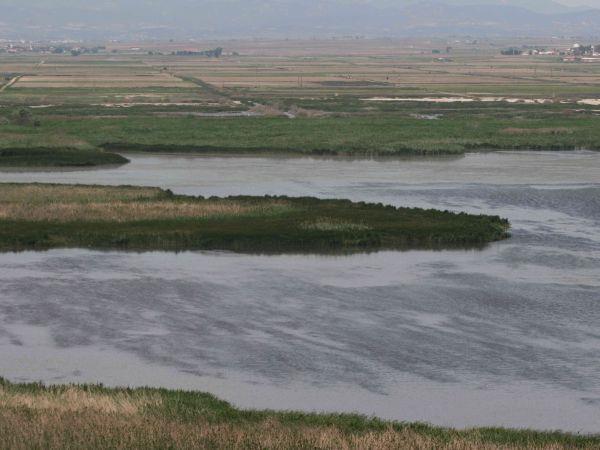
[1,151,599,432]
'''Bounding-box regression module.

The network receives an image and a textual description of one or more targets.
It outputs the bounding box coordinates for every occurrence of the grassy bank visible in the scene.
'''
[0,183,510,252]
[0,378,597,449]
[1,114,599,164]
[0,147,128,168]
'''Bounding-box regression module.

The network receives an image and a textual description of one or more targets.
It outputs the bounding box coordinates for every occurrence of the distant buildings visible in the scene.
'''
[500,43,600,62]
[0,42,106,56]
[563,43,600,62]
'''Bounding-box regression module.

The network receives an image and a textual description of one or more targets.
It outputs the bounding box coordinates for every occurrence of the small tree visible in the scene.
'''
[12,108,39,126]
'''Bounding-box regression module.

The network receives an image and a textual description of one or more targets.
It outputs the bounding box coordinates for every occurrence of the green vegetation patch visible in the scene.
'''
[0,183,510,253]
[0,147,128,168]
[0,378,597,449]
[3,113,599,159]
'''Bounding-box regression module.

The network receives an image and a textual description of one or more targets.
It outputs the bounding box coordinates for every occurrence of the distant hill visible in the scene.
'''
[0,0,599,40]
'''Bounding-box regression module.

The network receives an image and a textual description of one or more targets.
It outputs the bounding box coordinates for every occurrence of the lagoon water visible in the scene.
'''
[1,151,600,432]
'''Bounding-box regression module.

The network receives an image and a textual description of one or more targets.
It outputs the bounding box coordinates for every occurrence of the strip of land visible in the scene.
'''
[0,183,510,252]
[1,113,599,168]
[1,42,600,167]
[0,147,128,167]
[0,378,597,449]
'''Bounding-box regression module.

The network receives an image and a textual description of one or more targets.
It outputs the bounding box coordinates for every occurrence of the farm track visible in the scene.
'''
[0,76,20,92]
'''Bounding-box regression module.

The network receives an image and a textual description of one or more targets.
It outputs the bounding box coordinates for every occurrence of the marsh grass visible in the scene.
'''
[300,218,372,232]
[0,147,128,167]
[0,385,161,415]
[0,378,597,450]
[0,184,293,222]
[3,111,600,162]
[0,201,263,222]
[0,183,510,252]
[501,127,574,135]
[0,184,165,204]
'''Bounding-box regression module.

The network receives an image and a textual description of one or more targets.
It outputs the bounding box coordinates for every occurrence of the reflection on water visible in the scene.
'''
[0,151,599,432]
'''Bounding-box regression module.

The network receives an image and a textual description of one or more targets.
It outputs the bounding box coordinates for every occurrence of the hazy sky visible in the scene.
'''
[1,0,599,7]
[1,0,599,4]
[556,0,599,5]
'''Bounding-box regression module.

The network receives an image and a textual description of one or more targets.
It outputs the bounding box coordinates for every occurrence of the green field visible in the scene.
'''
[1,112,599,167]
[0,183,509,252]
[0,378,597,450]
[1,42,599,167]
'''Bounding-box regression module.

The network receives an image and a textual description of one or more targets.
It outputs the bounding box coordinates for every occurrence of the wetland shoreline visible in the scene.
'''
[0,378,598,449]
[0,183,510,253]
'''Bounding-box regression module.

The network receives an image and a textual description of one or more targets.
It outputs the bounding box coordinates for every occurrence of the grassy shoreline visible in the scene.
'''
[1,113,600,167]
[0,377,597,449]
[0,147,129,167]
[0,183,510,253]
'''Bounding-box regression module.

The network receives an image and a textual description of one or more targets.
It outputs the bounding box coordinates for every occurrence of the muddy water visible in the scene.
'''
[1,151,599,432]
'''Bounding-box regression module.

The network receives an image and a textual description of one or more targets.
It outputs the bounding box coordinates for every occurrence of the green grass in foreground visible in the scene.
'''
[0,183,510,252]
[0,378,597,449]
[0,147,128,167]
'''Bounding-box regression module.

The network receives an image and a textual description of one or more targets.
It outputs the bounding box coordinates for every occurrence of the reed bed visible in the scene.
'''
[0,184,165,204]
[0,147,128,167]
[0,183,510,252]
[3,113,600,167]
[0,200,285,222]
[0,184,292,222]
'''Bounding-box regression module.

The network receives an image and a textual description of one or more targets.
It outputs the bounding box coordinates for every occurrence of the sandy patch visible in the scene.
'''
[578,99,600,106]
[362,97,475,103]
[362,96,554,104]
[93,102,210,108]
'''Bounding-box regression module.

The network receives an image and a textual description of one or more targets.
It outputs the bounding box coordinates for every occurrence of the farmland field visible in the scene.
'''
[1,38,599,166]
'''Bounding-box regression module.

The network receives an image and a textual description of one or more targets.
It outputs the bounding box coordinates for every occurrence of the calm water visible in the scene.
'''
[1,151,599,432]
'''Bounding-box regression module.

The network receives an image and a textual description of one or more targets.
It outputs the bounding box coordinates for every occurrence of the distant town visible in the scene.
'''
[2,39,600,63]
[501,43,600,62]
[0,42,228,58]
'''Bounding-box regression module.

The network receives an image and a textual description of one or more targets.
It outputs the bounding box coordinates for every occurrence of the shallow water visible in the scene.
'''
[1,151,600,432]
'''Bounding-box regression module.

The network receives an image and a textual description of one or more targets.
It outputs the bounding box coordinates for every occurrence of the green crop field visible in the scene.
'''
[1,38,599,167]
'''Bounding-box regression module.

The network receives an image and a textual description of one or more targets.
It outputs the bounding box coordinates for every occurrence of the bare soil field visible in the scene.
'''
[2,38,599,107]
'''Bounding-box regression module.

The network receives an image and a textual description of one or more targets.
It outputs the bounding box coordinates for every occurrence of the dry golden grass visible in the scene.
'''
[0,408,585,450]
[0,200,274,222]
[0,184,164,204]
[0,409,584,450]
[0,385,161,415]
[0,381,595,450]
[0,184,292,222]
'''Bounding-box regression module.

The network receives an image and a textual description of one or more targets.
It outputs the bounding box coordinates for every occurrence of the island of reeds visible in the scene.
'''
[0,183,510,252]
[0,378,597,450]
[0,147,128,168]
